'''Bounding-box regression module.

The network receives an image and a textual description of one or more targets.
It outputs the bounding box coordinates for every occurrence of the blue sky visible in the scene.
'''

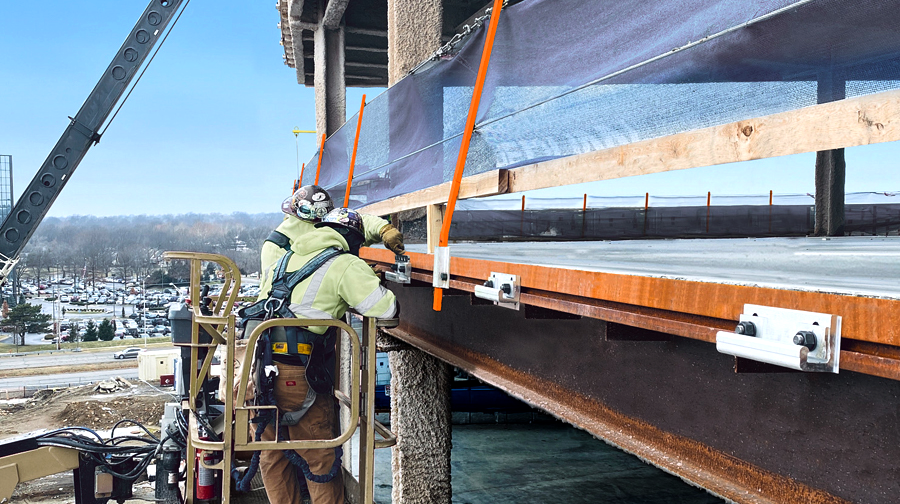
[0,1,897,217]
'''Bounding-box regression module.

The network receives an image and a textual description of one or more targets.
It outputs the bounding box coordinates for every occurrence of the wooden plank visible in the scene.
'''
[361,247,900,349]
[507,88,900,193]
[426,204,444,254]
[358,169,509,216]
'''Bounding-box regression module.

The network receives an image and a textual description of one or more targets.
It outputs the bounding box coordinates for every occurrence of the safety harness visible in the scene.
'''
[265,230,291,251]
[233,246,345,493]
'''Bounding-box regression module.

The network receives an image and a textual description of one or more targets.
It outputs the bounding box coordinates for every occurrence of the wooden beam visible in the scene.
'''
[506,88,900,193]
[361,247,900,373]
[358,169,509,216]
[426,204,444,254]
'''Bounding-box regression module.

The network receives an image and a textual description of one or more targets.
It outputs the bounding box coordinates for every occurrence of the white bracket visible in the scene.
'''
[473,272,520,310]
[716,304,841,373]
[432,246,450,289]
[384,254,411,284]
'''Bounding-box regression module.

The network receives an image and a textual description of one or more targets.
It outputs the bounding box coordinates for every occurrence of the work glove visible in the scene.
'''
[380,224,405,255]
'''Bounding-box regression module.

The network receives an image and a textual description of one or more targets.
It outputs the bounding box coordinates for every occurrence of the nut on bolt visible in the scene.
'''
[793,331,817,350]
[734,321,756,336]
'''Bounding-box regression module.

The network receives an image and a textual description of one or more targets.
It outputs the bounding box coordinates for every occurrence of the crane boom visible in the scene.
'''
[0,0,185,282]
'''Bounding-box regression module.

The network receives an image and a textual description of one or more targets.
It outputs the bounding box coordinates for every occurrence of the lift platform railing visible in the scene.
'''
[162,251,396,504]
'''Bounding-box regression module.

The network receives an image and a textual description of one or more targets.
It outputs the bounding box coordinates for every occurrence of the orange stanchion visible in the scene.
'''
[300,163,306,186]
[433,0,505,312]
[520,195,525,235]
[314,133,326,185]
[343,94,367,208]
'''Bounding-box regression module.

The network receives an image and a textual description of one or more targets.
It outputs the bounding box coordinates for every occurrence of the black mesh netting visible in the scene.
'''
[404,204,898,242]
[301,0,900,222]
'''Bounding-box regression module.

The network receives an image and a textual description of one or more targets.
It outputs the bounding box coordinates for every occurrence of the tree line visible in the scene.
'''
[17,212,283,286]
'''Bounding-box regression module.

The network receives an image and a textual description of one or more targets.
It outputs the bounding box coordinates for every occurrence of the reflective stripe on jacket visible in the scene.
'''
[265,226,397,334]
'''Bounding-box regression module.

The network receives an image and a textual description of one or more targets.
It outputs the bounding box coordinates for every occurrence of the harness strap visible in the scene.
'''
[265,230,291,251]
[238,246,345,321]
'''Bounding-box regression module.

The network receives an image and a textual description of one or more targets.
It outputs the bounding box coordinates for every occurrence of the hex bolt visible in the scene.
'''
[501,284,512,295]
[441,273,448,281]
[483,279,494,288]
[793,331,817,350]
[734,321,756,336]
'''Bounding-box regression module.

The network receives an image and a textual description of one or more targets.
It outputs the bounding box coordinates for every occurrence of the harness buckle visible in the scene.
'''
[264,298,285,319]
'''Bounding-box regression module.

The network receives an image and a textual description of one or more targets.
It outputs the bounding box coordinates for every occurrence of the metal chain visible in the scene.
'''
[408,0,509,76]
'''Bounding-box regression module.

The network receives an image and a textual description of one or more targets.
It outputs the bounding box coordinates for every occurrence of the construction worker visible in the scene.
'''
[258,184,405,298]
[244,207,398,504]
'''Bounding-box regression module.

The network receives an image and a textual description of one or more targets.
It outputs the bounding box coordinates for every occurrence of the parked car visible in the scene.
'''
[60,295,70,303]
[113,347,142,359]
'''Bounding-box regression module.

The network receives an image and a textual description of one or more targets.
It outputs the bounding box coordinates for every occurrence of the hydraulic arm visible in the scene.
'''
[0,0,185,282]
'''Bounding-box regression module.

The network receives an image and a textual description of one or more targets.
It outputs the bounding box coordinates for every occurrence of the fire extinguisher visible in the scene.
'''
[196,428,221,501]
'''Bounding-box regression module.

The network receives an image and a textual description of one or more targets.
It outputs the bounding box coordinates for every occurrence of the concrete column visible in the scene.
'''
[814,69,846,236]
[383,5,452,499]
[385,337,452,504]
[314,2,346,136]
[387,0,442,85]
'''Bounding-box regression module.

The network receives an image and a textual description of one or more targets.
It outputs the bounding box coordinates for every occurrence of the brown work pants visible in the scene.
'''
[259,364,344,504]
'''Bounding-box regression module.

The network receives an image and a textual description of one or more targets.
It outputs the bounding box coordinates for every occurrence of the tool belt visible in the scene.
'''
[268,325,315,364]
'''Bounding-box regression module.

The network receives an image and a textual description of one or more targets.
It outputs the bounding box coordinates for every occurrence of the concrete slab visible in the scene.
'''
[402,236,900,299]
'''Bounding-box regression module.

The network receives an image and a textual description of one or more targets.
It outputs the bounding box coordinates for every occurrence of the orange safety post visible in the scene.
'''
[520,195,526,235]
[769,190,773,206]
[314,133,326,185]
[343,94,367,208]
[642,192,650,235]
[706,191,711,233]
[299,163,306,186]
[433,0,505,312]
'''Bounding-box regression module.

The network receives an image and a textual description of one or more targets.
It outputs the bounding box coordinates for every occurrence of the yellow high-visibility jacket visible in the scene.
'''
[264,226,397,334]
[258,213,388,299]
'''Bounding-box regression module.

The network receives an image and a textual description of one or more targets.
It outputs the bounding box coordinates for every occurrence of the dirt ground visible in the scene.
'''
[1,380,172,503]
[0,380,171,438]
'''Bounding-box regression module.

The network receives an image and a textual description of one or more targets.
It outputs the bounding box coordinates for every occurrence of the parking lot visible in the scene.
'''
[1,279,262,347]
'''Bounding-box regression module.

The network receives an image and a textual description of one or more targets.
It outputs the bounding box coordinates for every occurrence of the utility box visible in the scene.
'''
[169,302,211,345]
[138,349,180,381]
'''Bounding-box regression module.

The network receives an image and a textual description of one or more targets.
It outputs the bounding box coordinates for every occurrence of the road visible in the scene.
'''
[0,368,139,390]
[0,349,131,371]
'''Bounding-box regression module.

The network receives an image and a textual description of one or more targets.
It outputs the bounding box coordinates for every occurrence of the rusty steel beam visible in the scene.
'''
[362,248,900,381]
[382,324,851,504]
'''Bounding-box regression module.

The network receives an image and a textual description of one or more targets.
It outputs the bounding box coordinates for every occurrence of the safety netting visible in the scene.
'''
[302,0,900,219]
[397,192,900,241]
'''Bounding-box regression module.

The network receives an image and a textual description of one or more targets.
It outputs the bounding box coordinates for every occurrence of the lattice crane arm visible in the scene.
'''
[0,0,185,285]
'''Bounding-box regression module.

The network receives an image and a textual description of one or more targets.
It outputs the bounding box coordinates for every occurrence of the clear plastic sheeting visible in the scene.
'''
[302,0,900,217]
